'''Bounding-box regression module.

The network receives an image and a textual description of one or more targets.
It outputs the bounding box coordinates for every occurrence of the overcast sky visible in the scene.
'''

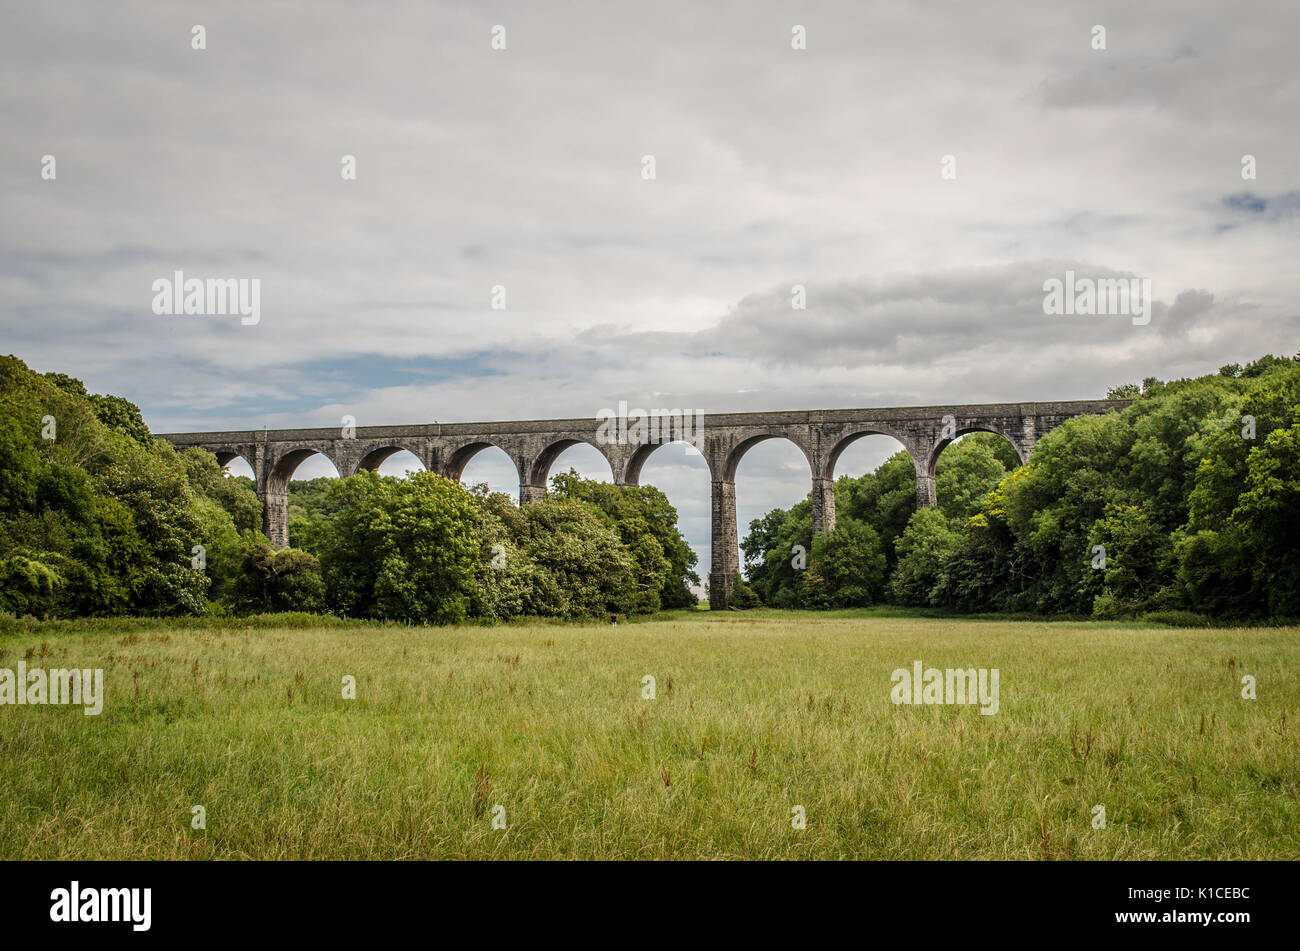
[3,0,1298,576]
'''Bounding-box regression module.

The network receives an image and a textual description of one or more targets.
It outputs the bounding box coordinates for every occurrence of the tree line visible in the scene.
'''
[5,352,1296,624]
[738,354,1300,622]
[0,355,698,623]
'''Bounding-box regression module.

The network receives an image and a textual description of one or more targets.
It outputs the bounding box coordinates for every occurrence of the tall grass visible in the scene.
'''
[1,611,1296,859]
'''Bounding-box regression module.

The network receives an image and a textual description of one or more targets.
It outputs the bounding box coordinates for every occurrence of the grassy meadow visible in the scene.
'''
[1,609,1297,860]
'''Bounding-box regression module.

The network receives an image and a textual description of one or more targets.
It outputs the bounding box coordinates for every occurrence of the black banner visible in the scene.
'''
[0,860,1284,939]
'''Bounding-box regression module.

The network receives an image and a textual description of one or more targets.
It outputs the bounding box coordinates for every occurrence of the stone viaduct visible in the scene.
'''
[161,399,1128,609]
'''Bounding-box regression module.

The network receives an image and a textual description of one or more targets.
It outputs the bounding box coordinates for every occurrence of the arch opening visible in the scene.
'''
[724,432,813,484]
[262,449,341,550]
[928,431,1023,524]
[635,440,710,602]
[361,447,425,477]
[732,436,815,588]
[925,427,1023,478]
[217,453,255,480]
[454,444,520,503]
[270,449,341,491]
[824,432,915,568]
[824,430,909,482]
[532,439,614,489]
[624,437,706,485]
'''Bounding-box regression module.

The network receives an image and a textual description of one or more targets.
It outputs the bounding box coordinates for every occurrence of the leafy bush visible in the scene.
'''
[727,573,762,609]
[232,533,326,614]
[315,470,482,624]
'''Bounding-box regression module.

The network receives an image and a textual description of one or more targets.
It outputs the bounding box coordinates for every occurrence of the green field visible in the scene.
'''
[1,611,1296,860]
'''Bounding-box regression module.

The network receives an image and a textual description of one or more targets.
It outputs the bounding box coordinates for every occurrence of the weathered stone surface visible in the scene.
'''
[162,399,1129,606]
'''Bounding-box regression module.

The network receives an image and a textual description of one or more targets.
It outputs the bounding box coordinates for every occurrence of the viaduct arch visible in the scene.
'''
[161,399,1128,609]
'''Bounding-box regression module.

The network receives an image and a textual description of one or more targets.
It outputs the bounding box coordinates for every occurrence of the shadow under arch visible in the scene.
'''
[213,451,255,480]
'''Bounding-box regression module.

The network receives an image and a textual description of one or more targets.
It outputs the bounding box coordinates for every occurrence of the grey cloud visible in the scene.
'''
[1035,49,1202,111]
[579,262,1226,373]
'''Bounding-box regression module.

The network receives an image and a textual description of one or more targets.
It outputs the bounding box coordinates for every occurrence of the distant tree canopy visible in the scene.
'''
[741,354,1300,620]
[307,469,483,624]
[0,355,257,617]
[8,351,1297,623]
[741,432,1016,610]
[283,469,699,622]
[549,470,700,611]
[0,354,702,623]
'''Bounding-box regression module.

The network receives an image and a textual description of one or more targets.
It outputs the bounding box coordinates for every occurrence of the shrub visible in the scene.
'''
[728,573,762,609]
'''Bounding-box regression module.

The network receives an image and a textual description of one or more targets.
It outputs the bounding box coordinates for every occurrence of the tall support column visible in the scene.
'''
[709,479,738,610]
[1018,416,1038,465]
[811,477,836,535]
[264,490,290,549]
[519,482,546,505]
[914,454,937,509]
[328,438,357,479]
[607,445,636,489]
[251,434,290,548]
[422,442,442,477]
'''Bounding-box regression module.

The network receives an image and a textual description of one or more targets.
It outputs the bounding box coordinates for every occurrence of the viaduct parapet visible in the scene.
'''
[161,399,1129,609]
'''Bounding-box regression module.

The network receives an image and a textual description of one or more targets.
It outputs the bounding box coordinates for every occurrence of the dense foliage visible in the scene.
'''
[0,356,255,617]
[0,355,700,623]
[740,355,1300,621]
[741,433,1017,608]
[549,470,700,611]
[10,352,1295,624]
